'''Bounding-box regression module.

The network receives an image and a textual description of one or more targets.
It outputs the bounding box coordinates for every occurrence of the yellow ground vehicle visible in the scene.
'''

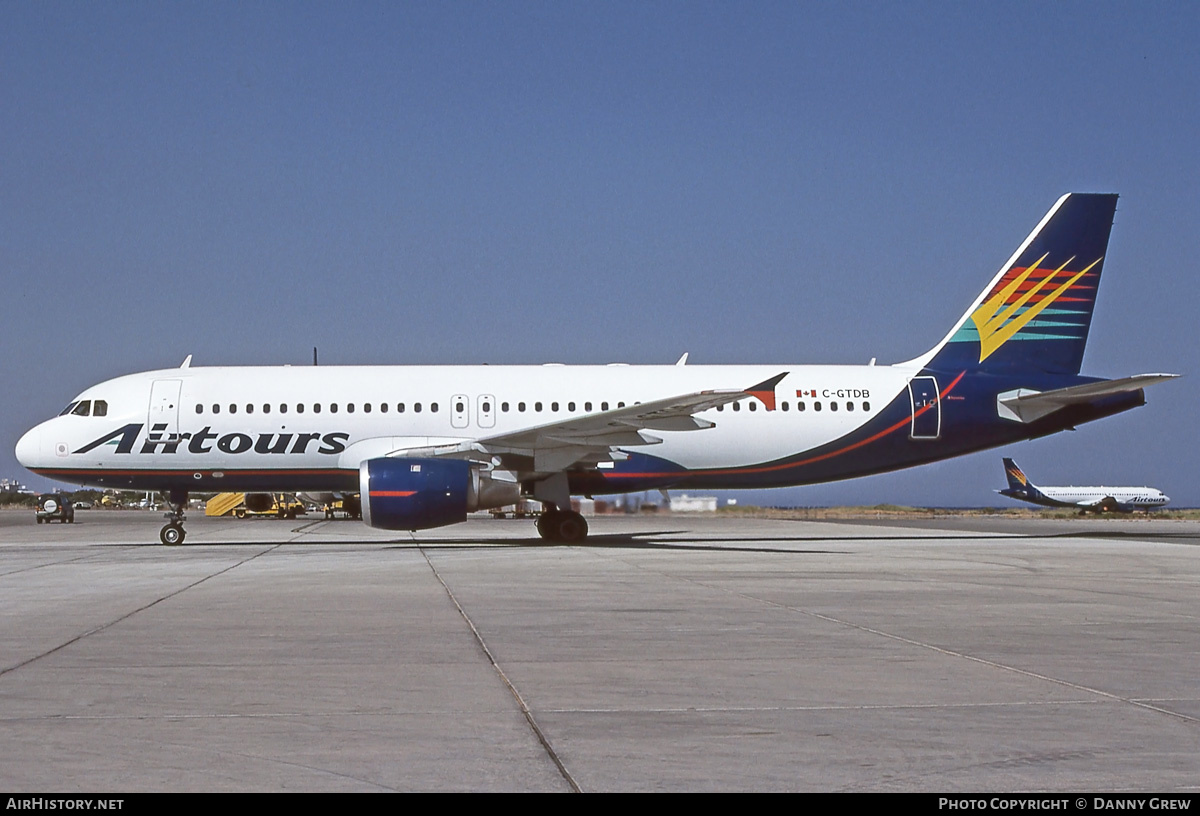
[322,496,361,520]
[206,493,306,519]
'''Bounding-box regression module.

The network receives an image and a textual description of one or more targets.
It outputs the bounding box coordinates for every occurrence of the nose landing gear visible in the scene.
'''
[160,489,189,546]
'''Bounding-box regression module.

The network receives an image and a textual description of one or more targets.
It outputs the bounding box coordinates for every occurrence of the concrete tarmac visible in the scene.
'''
[1,509,1198,792]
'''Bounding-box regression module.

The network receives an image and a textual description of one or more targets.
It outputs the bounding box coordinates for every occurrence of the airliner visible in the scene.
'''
[16,193,1177,545]
[998,458,1169,512]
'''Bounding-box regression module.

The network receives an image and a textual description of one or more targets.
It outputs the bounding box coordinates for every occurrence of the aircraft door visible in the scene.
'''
[148,379,182,439]
[477,394,496,429]
[908,376,940,439]
[451,394,469,429]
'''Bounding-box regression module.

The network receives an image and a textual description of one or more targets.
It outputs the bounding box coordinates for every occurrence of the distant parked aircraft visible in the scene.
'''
[998,458,1169,512]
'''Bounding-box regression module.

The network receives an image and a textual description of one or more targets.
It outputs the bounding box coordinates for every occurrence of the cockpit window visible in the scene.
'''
[71,401,92,417]
[93,400,107,417]
[59,402,79,417]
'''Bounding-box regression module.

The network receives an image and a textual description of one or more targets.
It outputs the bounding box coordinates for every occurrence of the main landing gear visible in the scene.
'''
[536,508,589,543]
[160,489,189,546]
[531,473,589,543]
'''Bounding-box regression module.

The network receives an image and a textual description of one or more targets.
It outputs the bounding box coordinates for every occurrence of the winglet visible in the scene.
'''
[180,354,192,369]
[746,372,788,411]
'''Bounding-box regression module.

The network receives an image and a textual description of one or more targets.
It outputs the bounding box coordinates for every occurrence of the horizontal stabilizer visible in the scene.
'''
[997,373,1179,423]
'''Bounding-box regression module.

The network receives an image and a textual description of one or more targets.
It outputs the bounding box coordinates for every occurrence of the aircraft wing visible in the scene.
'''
[997,373,1179,424]
[388,373,787,473]
[1078,496,1121,512]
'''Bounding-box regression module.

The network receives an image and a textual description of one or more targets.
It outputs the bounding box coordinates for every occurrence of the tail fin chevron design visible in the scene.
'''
[1003,457,1030,492]
[914,194,1119,375]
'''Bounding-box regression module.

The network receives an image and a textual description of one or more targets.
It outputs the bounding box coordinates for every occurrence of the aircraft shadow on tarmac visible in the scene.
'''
[107,528,1200,552]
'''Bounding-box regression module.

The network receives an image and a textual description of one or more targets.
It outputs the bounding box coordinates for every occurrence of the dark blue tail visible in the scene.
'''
[1002,458,1048,501]
[916,194,1118,375]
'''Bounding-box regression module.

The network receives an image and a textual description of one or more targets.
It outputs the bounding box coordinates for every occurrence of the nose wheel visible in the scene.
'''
[159,489,189,546]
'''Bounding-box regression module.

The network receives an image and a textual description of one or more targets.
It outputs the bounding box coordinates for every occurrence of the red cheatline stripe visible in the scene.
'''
[607,371,966,480]
[370,491,417,497]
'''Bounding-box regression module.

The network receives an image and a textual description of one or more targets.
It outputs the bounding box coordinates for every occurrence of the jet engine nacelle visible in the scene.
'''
[243,493,276,513]
[359,457,520,531]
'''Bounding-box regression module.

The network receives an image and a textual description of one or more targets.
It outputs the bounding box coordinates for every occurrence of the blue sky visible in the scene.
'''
[3,1,1197,506]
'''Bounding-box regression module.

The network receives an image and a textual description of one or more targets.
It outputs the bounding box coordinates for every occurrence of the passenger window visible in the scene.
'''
[246,404,254,414]
[501,402,509,412]
[431,403,438,412]
[263,404,271,414]
[716,404,724,412]
[212,404,220,414]
[781,402,789,411]
[732,402,740,412]
[280,404,288,414]
[831,402,838,412]
[584,402,592,411]
[601,402,609,411]
[314,404,322,413]
[229,404,237,414]
[551,402,559,412]
[93,400,107,417]
[456,400,465,413]
[414,403,422,413]
[329,404,337,413]
[846,402,853,412]
[618,402,625,408]
[348,403,355,413]
[72,401,91,416]
[863,401,870,412]
[798,401,806,412]
[398,403,405,413]
[482,401,491,413]
[749,402,757,412]
[518,402,526,412]
[380,403,388,413]
[568,402,575,411]
[195,404,203,414]
[362,404,370,413]
[535,402,543,412]
[297,404,304,413]
[814,402,822,412]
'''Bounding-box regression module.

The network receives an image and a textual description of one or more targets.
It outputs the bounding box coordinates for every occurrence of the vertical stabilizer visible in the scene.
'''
[907,194,1118,375]
[1001,458,1049,502]
[1003,458,1032,493]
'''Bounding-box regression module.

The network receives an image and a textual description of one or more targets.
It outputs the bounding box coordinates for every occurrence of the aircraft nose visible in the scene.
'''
[15,424,43,468]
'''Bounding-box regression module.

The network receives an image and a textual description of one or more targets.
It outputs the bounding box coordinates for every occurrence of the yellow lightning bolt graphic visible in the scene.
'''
[971,255,1102,363]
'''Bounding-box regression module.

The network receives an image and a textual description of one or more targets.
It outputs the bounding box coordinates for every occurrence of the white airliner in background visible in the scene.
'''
[16,194,1177,545]
[998,458,1169,512]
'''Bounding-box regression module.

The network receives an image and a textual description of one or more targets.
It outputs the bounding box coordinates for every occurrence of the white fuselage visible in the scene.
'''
[16,363,916,492]
[1026,485,1170,510]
